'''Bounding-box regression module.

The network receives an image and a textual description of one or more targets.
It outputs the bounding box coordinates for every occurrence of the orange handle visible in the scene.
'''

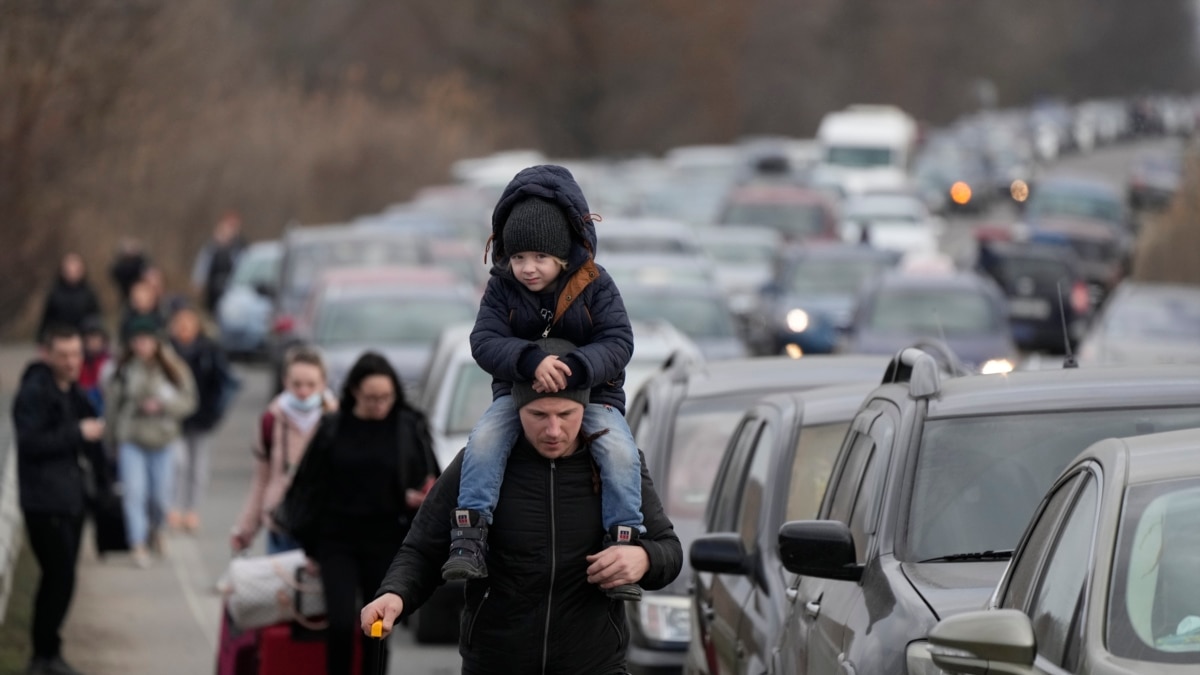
[370,620,383,638]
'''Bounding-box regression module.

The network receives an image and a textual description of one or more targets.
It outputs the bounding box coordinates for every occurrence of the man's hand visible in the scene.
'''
[79,418,105,442]
[533,356,572,394]
[586,545,650,590]
[361,593,405,638]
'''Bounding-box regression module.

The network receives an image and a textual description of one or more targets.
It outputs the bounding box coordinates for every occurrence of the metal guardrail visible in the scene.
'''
[0,393,22,625]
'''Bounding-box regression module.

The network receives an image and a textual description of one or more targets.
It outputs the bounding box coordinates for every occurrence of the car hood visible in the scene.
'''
[900,561,1009,619]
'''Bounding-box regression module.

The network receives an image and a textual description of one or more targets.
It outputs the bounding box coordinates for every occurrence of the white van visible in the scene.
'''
[812,105,918,195]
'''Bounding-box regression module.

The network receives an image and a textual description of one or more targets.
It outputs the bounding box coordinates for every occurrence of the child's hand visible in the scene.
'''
[533,356,572,393]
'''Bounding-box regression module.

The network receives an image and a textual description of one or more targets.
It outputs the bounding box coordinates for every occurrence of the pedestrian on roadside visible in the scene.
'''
[78,318,112,416]
[360,338,683,675]
[14,324,111,675]
[104,316,197,568]
[108,238,150,307]
[166,303,236,534]
[277,352,438,675]
[191,212,246,314]
[231,347,337,555]
[37,253,101,342]
[118,280,164,344]
[440,165,646,601]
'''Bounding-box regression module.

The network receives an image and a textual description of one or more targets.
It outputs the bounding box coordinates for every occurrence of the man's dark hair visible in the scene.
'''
[40,323,81,347]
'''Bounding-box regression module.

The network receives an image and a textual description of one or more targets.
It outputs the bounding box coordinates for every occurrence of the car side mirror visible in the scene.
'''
[928,609,1036,675]
[778,520,862,582]
[690,534,749,575]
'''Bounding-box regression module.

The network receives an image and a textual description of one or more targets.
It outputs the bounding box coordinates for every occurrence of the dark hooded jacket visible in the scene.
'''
[471,165,634,412]
[377,440,682,675]
[13,362,110,516]
[38,276,101,339]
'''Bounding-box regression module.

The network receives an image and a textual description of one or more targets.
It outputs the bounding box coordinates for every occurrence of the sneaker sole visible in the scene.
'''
[441,560,488,581]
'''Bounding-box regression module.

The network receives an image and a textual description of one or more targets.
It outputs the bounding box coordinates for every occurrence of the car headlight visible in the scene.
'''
[905,641,952,675]
[785,308,810,333]
[637,595,691,644]
[980,358,1014,375]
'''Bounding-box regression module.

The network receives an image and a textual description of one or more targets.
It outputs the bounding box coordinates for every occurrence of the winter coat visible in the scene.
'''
[172,334,233,433]
[377,439,682,675]
[472,165,635,412]
[109,251,149,303]
[233,392,337,542]
[38,277,101,339]
[104,347,197,450]
[13,362,110,516]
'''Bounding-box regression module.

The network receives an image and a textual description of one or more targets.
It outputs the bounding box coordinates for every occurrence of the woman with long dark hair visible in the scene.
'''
[279,352,438,675]
[104,316,197,568]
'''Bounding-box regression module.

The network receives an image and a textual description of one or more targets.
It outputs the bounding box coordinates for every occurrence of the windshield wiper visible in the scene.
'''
[917,549,1014,564]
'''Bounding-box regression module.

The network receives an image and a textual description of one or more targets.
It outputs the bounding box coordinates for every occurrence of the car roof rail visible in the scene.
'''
[881,339,967,399]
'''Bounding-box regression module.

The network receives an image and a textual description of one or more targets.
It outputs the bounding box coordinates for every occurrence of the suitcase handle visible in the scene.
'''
[370,620,385,675]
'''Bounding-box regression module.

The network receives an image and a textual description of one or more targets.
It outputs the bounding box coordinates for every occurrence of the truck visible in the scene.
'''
[811,104,919,196]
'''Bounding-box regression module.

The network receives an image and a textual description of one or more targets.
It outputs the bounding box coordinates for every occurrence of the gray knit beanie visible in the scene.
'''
[503,198,573,260]
[512,338,590,410]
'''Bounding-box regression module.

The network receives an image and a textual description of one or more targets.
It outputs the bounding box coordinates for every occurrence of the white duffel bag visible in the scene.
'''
[224,549,326,630]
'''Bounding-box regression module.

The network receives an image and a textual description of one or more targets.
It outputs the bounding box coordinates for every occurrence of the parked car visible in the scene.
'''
[750,244,900,356]
[1025,175,1133,235]
[216,240,281,360]
[621,282,749,361]
[925,427,1200,675]
[839,270,1018,373]
[1127,149,1183,211]
[686,382,876,675]
[300,266,478,397]
[768,349,1200,675]
[1079,282,1200,366]
[840,191,944,257]
[1027,218,1131,308]
[694,225,783,318]
[912,136,993,213]
[975,240,1092,353]
[717,185,841,244]
[624,355,890,674]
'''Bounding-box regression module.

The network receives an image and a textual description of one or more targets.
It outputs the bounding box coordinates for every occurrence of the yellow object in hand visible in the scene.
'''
[370,620,383,638]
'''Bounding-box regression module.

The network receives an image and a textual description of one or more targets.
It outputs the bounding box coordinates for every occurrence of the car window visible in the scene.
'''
[623,293,736,339]
[905,406,1200,562]
[664,397,760,526]
[737,423,776,550]
[785,422,850,522]
[868,288,999,335]
[1103,293,1200,342]
[826,431,876,562]
[314,296,477,344]
[786,259,890,296]
[1002,474,1083,611]
[445,364,494,435]
[708,417,762,533]
[230,248,281,288]
[1108,477,1200,664]
[1027,476,1098,668]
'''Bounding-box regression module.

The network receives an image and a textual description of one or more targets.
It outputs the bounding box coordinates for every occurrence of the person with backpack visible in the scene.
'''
[191,212,245,314]
[275,352,439,675]
[439,165,646,601]
[230,346,336,555]
[105,316,197,568]
[166,303,238,533]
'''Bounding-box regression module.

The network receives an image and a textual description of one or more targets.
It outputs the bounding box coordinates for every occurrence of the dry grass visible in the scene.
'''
[1132,147,1200,285]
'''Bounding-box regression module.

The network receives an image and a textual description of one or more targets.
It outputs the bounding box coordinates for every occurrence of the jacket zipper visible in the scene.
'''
[541,460,557,674]
[467,587,490,648]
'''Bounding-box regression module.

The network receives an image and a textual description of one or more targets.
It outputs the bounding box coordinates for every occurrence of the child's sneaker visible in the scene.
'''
[441,509,489,581]
[603,525,644,602]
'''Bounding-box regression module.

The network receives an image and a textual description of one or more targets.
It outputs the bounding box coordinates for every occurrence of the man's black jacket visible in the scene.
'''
[13,362,109,516]
[377,438,683,675]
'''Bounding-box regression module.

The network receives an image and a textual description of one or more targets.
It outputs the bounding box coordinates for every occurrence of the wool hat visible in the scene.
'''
[502,197,572,260]
[125,314,162,338]
[512,338,590,410]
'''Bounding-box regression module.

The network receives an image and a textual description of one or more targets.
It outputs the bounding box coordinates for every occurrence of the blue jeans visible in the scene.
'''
[267,529,300,555]
[459,395,644,532]
[118,441,177,548]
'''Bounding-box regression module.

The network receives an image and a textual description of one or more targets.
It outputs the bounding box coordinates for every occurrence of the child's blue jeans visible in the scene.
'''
[458,395,645,532]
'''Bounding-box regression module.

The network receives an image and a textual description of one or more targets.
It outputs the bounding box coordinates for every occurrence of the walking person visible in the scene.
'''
[37,253,101,341]
[166,303,236,533]
[14,325,111,675]
[230,347,336,555]
[441,165,646,600]
[104,316,197,567]
[191,212,246,314]
[108,238,150,308]
[361,339,683,675]
[277,352,438,675]
[78,318,112,415]
[118,280,165,344]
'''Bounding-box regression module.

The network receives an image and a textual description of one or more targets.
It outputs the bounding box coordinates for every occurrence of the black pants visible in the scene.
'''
[23,512,84,660]
[317,543,396,675]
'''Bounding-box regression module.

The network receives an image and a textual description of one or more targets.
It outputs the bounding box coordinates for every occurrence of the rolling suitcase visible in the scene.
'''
[90,490,129,556]
[215,604,260,675]
[257,623,363,675]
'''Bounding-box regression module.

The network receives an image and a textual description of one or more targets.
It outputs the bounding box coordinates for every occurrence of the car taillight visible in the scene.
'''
[1070,281,1090,315]
[272,315,295,335]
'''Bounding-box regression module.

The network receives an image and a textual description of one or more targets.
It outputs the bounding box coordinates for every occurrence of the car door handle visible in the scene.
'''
[804,600,821,619]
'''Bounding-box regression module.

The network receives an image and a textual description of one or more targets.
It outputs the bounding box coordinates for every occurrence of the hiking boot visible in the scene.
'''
[603,525,644,602]
[441,509,489,581]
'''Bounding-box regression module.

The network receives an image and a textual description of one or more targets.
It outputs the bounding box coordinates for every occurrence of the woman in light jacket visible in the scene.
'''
[105,315,197,568]
[231,347,336,555]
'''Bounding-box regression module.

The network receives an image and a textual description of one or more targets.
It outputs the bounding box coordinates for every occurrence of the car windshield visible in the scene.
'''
[315,296,476,344]
[701,239,776,266]
[1029,189,1124,226]
[720,202,829,240]
[445,363,494,435]
[905,407,1200,562]
[788,258,890,295]
[623,293,736,339]
[1104,294,1200,342]
[826,145,894,168]
[230,249,280,288]
[665,396,766,526]
[868,288,998,335]
[1108,477,1200,663]
[285,238,423,296]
